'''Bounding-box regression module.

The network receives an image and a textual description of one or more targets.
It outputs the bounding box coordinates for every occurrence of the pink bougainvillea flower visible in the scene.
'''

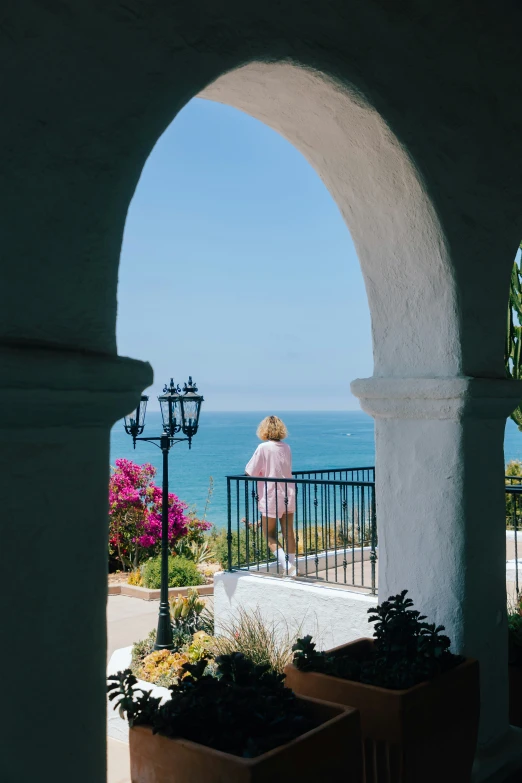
[108,459,189,569]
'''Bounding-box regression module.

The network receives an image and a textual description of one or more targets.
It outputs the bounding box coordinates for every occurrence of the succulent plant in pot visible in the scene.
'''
[108,652,363,783]
[285,590,480,783]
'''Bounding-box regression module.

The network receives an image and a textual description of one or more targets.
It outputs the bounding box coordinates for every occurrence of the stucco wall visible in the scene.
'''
[214,572,377,650]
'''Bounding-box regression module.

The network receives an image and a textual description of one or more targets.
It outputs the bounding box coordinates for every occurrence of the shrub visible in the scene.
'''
[292,589,462,690]
[108,459,189,571]
[140,555,205,589]
[130,626,213,688]
[508,593,522,666]
[210,525,261,570]
[506,460,522,528]
[131,629,156,669]
[127,569,143,586]
[130,593,214,682]
[211,607,297,674]
[173,513,213,560]
[509,613,522,666]
[135,633,213,688]
[137,649,190,688]
[209,519,368,571]
[108,653,319,758]
[170,589,214,648]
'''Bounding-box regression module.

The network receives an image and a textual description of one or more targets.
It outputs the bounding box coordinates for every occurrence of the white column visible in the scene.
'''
[0,345,152,783]
[352,376,522,749]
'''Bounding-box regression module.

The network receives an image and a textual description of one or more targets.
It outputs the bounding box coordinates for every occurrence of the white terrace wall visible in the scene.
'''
[214,572,377,650]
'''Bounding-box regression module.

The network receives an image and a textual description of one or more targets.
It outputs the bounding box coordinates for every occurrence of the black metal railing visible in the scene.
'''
[293,466,375,483]
[506,479,522,596]
[226,468,377,594]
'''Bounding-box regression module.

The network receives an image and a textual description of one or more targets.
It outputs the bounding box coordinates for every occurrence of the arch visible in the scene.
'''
[3,4,521,379]
[200,62,457,379]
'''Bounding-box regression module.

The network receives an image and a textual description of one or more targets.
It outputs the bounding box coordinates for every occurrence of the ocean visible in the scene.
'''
[110,411,522,529]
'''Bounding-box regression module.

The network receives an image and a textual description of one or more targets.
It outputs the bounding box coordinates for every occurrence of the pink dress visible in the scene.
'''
[245,440,296,517]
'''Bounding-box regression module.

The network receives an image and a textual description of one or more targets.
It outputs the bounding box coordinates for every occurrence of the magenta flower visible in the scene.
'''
[108,459,189,570]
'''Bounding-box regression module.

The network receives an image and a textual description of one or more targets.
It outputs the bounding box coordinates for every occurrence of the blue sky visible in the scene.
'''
[117,98,372,411]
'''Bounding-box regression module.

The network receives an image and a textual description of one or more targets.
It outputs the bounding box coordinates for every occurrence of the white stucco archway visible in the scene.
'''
[201,63,459,378]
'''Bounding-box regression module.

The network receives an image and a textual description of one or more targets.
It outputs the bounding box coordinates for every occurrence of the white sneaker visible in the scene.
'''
[286,565,297,577]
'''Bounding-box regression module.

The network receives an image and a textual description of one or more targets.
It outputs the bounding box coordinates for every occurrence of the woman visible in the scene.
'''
[245,415,297,576]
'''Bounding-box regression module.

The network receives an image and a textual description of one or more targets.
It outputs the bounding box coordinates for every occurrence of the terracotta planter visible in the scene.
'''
[284,639,479,783]
[509,664,522,727]
[129,694,362,783]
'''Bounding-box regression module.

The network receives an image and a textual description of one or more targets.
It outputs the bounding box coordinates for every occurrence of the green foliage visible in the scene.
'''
[210,525,265,570]
[509,613,522,666]
[172,513,213,562]
[107,669,161,728]
[130,591,213,682]
[140,555,205,589]
[507,460,522,479]
[108,653,318,758]
[506,251,522,430]
[172,478,215,562]
[506,460,522,526]
[208,519,361,570]
[187,540,215,565]
[135,632,213,688]
[292,636,361,680]
[170,589,214,648]
[211,607,298,674]
[131,629,157,669]
[293,590,462,690]
[508,593,522,666]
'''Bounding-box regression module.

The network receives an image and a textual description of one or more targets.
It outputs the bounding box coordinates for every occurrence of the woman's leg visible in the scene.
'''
[261,515,279,554]
[280,512,296,574]
[261,515,288,572]
[280,512,296,554]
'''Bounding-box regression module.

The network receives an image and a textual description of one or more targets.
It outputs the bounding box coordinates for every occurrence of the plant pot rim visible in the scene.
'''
[130,693,356,765]
[287,636,478,696]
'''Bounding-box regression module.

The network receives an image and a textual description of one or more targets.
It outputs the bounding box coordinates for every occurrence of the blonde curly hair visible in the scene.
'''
[257,415,288,441]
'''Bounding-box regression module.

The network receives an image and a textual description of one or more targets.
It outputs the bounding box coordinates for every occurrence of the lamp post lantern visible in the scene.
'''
[123,377,204,650]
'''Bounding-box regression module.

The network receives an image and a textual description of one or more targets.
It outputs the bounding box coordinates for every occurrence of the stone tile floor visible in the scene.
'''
[108,737,131,783]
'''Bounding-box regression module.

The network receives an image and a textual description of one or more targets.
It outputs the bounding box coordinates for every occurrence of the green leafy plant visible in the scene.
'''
[130,592,213,683]
[140,555,205,589]
[210,524,264,570]
[293,590,462,690]
[170,589,213,648]
[108,653,318,758]
[506,460,522,528]
[211,607,298,674]
[292,635,360,680]
[506,250,522,431]
[135,632,214,688]
[131,629,157,669]
[107,670,161,728]
[509,614,522,666]
[508,593,522,666]
[127,568,143,586]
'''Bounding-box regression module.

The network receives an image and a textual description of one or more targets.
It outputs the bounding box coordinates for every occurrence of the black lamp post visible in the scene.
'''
[124,377,204,650]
